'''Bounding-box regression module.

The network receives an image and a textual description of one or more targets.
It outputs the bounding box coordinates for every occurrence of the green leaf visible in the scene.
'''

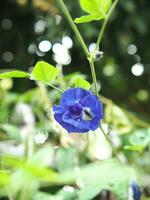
[56,146,78,172]
[0,124,21,141]
[0,70,30,79]
[129,128,150,146]
[30,146,54,167]
[74,15,101,24]
[2,155,75,185]
[77,159,134,200]
[56,188,78,200]
[32,192,54,200]
[123,145,145,153]
[75,77,91,90]
[75,0,112,23]
[32,61,60,84]
[0,170,10,187]
[3,156,60,185]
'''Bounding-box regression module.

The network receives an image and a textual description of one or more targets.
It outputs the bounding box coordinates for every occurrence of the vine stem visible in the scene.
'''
[56,0,121,162]
[100,124,121,163]
[88,58,98,96]
[56,0,89,58]
[96,0,119,50]
[48,83,64,93]
[56,0,99,96]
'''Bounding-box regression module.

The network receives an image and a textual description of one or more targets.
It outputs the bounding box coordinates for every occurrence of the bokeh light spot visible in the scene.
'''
[38,40,52,52]
[62,36,73,49]
[131,63,144,76]
[53,53,71,65]
[28,43,37,54]
[127,44,137,55]
[36,49,45,57]
[89,43,96,52]
[137,89,149,102]
[103,65,115,76]
[34,19,47,34]
[2,51,13,62]
[1,18,12,30]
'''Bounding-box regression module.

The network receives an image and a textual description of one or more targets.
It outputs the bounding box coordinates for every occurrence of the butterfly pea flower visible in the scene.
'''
[53,88,103,133]
[129,181,142,200]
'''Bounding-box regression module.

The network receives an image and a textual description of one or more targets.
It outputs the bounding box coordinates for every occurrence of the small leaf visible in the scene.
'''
[129,129,150,146]
[123,145,145,153]
[74,15,101,24]
[75,77,91,90]
[0,70,30,79]
[32,61,60,84]
[75,0,112,24]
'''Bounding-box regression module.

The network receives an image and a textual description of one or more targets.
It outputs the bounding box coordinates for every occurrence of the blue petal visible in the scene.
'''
[89,118,100,130]
[63,111,92,132]
[81,95,103,119]
[53,105,65,113]
[60,88,91,106]
[62,111,78,125]
[131,181,141,200]
[53,112,77,133]
[76,119,90,130]
[77,118,100,131]
[53,88,103,133]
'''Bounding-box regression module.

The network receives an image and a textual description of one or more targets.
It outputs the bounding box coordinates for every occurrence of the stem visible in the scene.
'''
[96,0,119,50]
[48,83,64,93]
[100,124,121,163]
[56,0,100,96]
[56,0,89,57]
[88,58,98,96]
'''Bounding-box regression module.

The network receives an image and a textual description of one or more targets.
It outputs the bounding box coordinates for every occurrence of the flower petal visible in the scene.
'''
[53,88,103,133]
[60,88,91,106]
[81,95,103,119]
[89,118,100,130]
[53,105,65,113]
[54,112,77,133]
[62,111,77,124]
[62,112,90,133]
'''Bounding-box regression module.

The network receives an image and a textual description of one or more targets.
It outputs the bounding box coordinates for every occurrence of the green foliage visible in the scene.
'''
[0,170,10,187]
[123,145,145,153]
[74,0,112,23]
[0,71,29,79]
[77,159,132,200]
[105,104,133,134]
[74,77,91,90]
[0,154,133,200]
[0,61,61,92]
[56,146,78,172]
[124,128,150,153]
[0,0,149,199]
[31,61,60,85]
[0,124,21,141]
[129,128,150,147]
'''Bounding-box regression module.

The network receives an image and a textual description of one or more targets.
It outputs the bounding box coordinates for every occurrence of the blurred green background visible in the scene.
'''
[0,0,149,117]
[0,0,150,200]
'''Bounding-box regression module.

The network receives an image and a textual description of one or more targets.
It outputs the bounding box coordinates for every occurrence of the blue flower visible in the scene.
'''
[130,181,142,200]
[53,88,103,133]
